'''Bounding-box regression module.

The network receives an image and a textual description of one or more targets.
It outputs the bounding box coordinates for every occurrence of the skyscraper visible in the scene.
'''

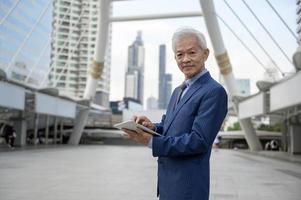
[50,0,111,107]
[236,79,251,96]
[158,44,172,109]
[147,96,158,110]
[124,31,145,104]
[297,0,301,44]
[219,75,251,96]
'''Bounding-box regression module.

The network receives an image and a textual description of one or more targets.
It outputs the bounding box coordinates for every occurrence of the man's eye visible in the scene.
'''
[177,54,182,58]
[189,51,196,54]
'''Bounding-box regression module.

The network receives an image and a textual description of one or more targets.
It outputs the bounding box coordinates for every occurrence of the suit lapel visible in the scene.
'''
[163,72,211,135]
[165,89,178,121]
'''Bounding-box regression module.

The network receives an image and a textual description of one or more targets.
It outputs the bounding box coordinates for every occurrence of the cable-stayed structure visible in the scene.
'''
[0,0,300,154]
[222,0,285,76]
[241,0,293,67]
[265,0,297,41]
[216,14,267,72]
[0,0,52,87]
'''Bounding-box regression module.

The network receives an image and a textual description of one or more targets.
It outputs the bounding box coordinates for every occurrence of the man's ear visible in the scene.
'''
[203,49,209,60]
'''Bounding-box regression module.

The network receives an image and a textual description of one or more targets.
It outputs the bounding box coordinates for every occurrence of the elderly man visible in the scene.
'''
[123,28,228,200]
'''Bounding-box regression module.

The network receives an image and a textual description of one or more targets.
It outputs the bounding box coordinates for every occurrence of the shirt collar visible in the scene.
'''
[185,68,208,87]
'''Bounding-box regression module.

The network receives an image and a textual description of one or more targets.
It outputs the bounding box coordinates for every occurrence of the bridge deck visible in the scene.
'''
[0,145,300,200]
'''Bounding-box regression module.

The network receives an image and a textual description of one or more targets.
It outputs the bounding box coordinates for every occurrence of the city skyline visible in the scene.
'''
[110,0,297,107]
[158,44,172,109]
[0,0,298,109]
[124,31,145,104]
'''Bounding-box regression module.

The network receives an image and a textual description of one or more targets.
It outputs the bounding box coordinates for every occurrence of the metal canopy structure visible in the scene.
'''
[0,82,25,110]
[0,0,300,153]
[67,0,263,150]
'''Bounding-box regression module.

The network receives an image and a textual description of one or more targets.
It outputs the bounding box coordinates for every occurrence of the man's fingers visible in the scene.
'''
[136,116,147,124]
[136,128,144,134]
[136,117,143,124]
[127,132,137,140]
[131,115,152,125]
[122,133,129,138]
[136,128,151,138]
[143,121,151,127]
[131,115,137,122]
[122,128,137,137]
[142,121,154,129]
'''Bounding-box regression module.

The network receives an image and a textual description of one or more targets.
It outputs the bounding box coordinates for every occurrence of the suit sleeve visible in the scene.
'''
[152,86,228,157]
[154,115,166,135]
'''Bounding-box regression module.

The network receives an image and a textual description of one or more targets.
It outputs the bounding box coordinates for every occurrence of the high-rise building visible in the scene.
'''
[50,0,111,107]
[158,44,172,109]
[147,96,158,110]
[293,0,301,72]
[124,31,145,104]
[10,62,39,85]
[297,0,301,44]
[236,79,251,96]
[219,75,250,96]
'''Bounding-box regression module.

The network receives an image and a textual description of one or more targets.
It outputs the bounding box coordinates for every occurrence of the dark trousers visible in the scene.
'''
[5,135,15,147]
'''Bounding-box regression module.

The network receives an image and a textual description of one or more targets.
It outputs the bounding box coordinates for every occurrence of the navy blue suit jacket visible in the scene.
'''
[152,71,228,200]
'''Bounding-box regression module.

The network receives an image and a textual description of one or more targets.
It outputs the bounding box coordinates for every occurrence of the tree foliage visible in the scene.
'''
[257,123,282,132]
[227,121,241,131]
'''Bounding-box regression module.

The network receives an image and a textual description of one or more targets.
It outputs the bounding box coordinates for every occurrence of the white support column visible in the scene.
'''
[110,12,203,22]
[14,111,27,147]
[68,0,111,145]
[200,0,262,151]
[84,0,110,100]
[54,117,58,144]
[289,124,301,154]
[45,115,49,145]
[60,120,63,144]
[34,114,39,146]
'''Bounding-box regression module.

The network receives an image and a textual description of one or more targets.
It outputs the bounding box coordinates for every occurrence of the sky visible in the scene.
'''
[109,0,298,107]
[0,0,52,83]
[0,0,298,108]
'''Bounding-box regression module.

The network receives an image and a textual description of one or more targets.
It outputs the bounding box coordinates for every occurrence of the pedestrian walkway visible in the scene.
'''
[0,146,300,200]
[241,149,301,164]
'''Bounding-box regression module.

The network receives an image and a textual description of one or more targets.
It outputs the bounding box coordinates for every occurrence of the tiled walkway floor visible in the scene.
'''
[0,146,300,200]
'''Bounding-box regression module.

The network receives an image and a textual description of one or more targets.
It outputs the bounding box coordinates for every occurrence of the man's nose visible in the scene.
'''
[182,54,191,62]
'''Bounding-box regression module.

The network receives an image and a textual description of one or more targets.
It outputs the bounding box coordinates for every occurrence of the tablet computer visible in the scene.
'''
[114,120,161,136]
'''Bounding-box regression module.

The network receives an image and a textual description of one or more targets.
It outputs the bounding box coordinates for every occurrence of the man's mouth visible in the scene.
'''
[182,65,193,69]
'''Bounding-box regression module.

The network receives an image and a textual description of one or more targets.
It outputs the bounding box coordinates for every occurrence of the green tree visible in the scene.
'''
[257,123,282,132]
[227,121,241,131]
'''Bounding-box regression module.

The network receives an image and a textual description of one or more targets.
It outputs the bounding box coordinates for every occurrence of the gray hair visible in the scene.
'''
[172,27,207,52]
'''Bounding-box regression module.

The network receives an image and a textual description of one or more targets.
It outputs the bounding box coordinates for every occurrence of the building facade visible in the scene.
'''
[50,0,111,107]
[147,96,158,110]
[236,79,251,96]
[124,31,144,104]
[219,75,250,96]
[158,44,172,109]
[297,0,301,44]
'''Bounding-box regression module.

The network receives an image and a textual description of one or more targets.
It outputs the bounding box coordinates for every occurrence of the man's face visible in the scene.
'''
[175,34,209,79]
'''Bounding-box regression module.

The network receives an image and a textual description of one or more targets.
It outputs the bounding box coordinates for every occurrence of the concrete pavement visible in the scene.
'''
[0,146,300,200]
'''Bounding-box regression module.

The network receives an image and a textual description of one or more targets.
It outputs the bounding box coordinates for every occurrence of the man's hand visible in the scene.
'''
[122,128,152,146]
[132,115,155,130]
